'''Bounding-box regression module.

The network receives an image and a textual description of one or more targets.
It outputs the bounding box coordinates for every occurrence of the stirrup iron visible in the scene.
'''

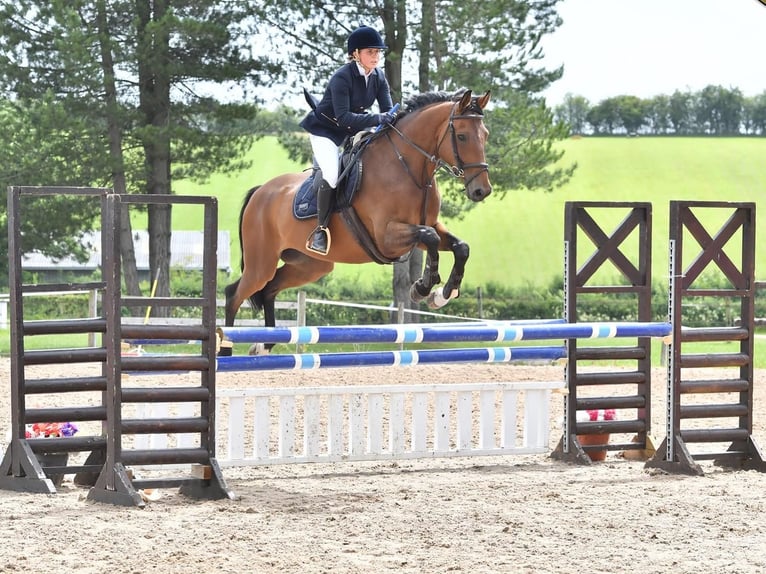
[306,226,331,255]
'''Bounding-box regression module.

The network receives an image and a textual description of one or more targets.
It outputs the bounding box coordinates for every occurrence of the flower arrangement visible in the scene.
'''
[576,409,616,422]
[25,422,78,438]
[576,409,615,461]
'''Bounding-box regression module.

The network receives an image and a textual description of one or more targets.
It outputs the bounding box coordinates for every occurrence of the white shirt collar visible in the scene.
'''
[355,62,373,85]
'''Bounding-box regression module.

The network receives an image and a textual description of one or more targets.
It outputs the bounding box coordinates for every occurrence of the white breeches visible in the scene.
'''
[309,134,341,188]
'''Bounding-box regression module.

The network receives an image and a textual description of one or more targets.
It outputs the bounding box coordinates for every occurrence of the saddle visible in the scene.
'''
[292,130,380,220]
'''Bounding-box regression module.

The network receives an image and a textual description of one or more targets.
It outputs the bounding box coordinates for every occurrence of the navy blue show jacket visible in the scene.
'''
[300,62,394,146]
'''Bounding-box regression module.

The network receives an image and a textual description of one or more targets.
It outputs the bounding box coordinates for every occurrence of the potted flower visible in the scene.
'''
[576,409,615,462]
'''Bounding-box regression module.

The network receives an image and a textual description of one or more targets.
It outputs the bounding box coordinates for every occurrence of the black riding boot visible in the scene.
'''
[306,180,335,255]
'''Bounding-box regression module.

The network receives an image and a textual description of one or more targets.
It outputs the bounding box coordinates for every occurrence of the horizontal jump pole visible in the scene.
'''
[215,345,567,372]
[217,321,671,345]
[123,318,568,346]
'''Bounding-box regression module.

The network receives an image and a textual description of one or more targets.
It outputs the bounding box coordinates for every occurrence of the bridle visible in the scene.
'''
[440,101,491,187]
[385,99,490,189]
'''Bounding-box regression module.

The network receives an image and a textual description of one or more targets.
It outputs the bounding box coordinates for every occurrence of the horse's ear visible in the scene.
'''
[458,89,473,112]
[477,90,491,110]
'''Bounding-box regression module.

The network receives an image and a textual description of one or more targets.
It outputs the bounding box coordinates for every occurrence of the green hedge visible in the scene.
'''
[14,269,765,327]
[279,274,763,327]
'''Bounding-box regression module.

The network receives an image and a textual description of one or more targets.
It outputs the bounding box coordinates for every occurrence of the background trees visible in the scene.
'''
[251,0,573,313]
[6,1,762,312]
[0,1,265,304]
[0,0,576,303]
[553,85,766,136]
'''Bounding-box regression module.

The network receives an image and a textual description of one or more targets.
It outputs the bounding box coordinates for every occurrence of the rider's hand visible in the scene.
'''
[377,104,400,126]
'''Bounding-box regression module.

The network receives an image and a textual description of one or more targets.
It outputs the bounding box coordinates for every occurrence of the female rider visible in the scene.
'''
[300,25,397,255]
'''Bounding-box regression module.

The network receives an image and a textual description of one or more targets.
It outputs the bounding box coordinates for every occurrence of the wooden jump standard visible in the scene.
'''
[0,187,233,506]
[552,202,657,464]
[645,201,766,475]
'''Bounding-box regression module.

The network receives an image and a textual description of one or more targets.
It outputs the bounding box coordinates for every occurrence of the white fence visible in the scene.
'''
[134,381,563,466]
[131,381,561,467]
[215,381,561,466]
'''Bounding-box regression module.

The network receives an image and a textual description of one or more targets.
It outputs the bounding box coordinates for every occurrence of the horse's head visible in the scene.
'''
[387,89,492,203]
[445,89,492,202]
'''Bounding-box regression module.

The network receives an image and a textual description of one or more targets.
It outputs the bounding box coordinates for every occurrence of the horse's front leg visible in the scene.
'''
[427,228,469,309]
[408,226,442,303]
[384,222,454,306]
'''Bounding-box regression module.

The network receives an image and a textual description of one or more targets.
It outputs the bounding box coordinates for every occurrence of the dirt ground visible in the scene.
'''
[1,358,766,574]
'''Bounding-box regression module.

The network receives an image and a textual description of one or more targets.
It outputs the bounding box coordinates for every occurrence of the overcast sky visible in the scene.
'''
[541,0,766,105]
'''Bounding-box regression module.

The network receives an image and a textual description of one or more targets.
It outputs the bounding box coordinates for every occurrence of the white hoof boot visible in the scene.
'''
[427,288,458,309]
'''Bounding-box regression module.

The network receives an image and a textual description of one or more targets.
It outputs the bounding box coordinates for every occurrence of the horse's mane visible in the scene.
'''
[398,89,476,119]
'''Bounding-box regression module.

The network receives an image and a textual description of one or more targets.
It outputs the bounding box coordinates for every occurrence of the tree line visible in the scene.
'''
[0,0,574,311]
[554,85,766,136]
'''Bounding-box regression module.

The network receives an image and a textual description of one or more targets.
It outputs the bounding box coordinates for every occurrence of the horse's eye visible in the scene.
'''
[457,134,467,142]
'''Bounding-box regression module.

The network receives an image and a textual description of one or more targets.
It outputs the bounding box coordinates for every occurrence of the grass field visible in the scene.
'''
[171,136,766,290]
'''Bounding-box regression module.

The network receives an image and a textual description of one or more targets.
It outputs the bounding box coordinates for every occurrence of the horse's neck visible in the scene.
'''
[390,104,451,177]
[402,104,450,151]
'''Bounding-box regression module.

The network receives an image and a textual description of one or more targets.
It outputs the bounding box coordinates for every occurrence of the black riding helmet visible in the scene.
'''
[347,26,387,55]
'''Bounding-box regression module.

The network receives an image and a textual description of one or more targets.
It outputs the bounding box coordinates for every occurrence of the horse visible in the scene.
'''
[224,88,492,353]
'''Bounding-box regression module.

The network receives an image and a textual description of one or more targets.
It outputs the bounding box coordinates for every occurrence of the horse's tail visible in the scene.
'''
[236,185,265,314]
[237,185,260,272]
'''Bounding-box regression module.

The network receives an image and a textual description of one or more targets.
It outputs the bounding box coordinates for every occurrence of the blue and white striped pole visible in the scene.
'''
[216,345,567,372]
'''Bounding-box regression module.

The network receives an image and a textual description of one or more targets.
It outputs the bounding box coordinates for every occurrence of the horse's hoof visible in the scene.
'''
[248,343,270,356]
[427,288,458,309]
[410,283,428,303]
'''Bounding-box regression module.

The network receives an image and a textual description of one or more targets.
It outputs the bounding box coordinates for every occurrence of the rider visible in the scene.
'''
[300,25,397,255]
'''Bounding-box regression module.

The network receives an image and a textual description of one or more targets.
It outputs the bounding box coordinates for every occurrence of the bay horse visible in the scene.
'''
[224,89,492,352]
